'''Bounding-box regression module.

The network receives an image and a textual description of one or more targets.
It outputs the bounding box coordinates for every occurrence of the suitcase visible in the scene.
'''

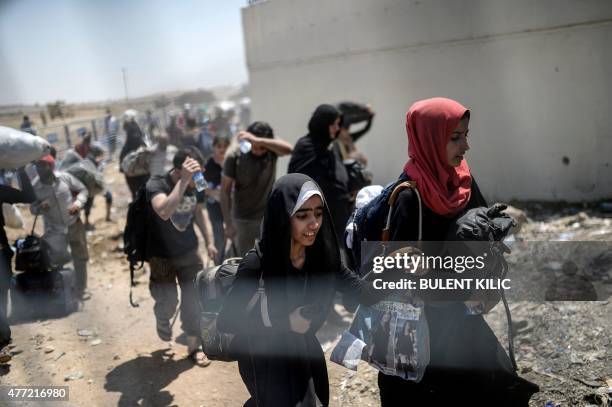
[10,268,78,320]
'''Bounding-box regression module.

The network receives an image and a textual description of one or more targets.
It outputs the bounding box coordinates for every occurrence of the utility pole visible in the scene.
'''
[122,67,129,107]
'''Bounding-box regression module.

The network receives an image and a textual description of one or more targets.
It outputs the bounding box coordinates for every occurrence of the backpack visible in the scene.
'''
[195,244,262,362]
[66,159,104,196]
[348,173,421,276]
[123,186,152,307]
[348,177,521,373]
[120,147,151,177]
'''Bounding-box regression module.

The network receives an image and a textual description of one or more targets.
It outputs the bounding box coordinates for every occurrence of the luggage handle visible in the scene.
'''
[30,214,40,236]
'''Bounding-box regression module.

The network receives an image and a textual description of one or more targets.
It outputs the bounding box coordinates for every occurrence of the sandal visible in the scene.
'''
[189,350,211,367]
[0,350,12,364]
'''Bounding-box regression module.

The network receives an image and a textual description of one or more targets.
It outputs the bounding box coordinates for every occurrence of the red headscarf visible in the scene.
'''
[403,97,472,217]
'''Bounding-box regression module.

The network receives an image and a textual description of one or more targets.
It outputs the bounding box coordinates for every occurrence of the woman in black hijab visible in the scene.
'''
[217,173,378,407]
[288,104,350,239]
[120,116,148,199]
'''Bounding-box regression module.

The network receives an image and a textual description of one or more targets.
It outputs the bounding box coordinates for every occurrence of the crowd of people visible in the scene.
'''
[0,98,539,406]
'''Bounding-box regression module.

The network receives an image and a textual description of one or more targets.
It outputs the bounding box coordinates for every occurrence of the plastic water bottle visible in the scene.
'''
[239,139,252,154]
[193,172,208,192]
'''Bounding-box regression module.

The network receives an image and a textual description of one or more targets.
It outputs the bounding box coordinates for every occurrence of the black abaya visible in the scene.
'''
[288,105,351,238]
[217,174,380,406]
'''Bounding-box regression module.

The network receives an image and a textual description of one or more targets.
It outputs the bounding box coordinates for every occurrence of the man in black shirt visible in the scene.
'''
[146,147,217,367]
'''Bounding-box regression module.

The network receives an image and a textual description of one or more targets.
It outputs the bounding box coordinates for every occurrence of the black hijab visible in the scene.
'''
[258,173,341,332]
[288,104,341,173]
[120,120,145,163]
[288,104,350,208]
[307,104,340,147]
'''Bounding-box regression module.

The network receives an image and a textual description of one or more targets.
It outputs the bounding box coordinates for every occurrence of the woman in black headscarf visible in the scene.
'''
[217,173,378,407]
[120,116,148,199]
[288,105,350,239]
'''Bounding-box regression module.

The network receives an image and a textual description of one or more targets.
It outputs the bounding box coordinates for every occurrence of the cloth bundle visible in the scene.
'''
[0,126,50,169]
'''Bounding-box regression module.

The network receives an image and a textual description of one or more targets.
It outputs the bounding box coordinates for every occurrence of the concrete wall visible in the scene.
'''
[241,0,612,201]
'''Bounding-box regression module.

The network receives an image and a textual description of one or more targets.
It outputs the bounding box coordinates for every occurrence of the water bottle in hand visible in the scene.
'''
[239,139,252,154]
[193,172,208,192]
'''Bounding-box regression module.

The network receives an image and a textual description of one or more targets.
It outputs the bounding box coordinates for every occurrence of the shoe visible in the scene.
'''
[189,350,211,367]
[156,319,172,342]
[85,223,96,232]
[0,350,12,364]
[186,335,199,353]
[186,335,210,367]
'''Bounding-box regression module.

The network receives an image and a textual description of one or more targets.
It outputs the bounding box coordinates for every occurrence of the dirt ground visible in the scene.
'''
[2,163,611,406]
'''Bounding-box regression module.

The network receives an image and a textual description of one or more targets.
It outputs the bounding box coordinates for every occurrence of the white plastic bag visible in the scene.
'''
[2,203,24,229]
[0,126,51,169]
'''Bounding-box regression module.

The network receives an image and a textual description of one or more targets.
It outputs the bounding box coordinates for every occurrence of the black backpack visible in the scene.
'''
[195,244,262,362]
[14,215,51,273]
[348,173,420,276]
[123,186,152,307]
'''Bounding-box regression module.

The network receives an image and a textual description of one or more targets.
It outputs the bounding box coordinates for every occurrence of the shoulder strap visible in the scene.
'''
[244,241,272,327]
[381,180,422,242]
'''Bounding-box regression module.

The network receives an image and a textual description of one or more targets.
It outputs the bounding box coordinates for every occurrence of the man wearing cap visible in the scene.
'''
[30,155,89,295]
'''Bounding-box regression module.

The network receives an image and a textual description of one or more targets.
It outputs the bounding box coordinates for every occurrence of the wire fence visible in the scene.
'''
[31,110,169,160]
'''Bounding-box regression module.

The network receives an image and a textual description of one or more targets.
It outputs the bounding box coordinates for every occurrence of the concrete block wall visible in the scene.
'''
[242,0,612,201]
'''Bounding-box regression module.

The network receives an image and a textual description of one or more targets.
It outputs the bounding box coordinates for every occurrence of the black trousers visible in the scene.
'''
[0,250,12,349]
[125,174,149,200]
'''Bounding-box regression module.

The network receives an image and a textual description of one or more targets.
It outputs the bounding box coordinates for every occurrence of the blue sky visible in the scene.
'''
[0,0,249,105]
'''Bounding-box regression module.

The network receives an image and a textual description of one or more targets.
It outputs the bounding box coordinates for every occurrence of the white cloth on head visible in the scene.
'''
[356,185,383,209]
[345,185,384,249]
[290,181,323,217]
[124,109,138,118]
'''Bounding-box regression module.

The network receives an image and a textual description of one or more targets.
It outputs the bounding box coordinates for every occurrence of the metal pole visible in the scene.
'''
[122,67,129,107]
[91,120,98,141]
[64,125,71,147]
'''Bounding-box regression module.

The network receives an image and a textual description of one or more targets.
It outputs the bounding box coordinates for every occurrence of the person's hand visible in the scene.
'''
[180,157,201,183]
[366,104,375,116]
[207,243,218,260]
[40,200,50,211]
[238,131,262,149]
[289,307,312,334]
[487,203,516,241]
[224,223,236,239]
[387,246,427,276]
[205,189,220,201]
[68,203,80,215]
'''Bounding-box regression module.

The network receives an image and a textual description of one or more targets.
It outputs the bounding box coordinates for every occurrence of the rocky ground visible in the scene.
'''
[1,164,611,406]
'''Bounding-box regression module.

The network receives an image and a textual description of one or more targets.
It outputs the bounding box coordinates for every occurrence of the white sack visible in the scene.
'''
[0,126,51,169]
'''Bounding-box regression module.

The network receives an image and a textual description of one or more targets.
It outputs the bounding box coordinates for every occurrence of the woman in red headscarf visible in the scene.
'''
[377,98,537,405]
